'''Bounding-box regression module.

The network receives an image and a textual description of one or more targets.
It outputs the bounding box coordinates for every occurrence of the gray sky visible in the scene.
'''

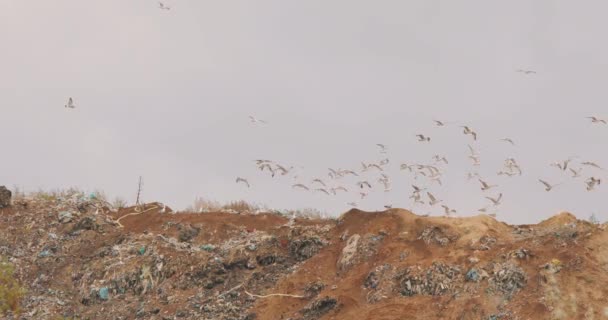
[2,1,608,224]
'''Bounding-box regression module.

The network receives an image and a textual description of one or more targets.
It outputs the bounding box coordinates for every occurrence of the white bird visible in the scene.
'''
[65,97,75,109]
[412,185,425,193]
[485,193,503,206]
[516,69,536,74]
[236,177,250,188]
[581,161,603,170]
[364,164,384,172]
[430,176,442,186]
[479,179,497,191]
[500,138,515,146]
[466,172,480,180]
[258,164,276,176]
[539,179,561,192]
[347,202,358,207]
[400,164,413,172]
[504,158,522,175]
[585,177,601,191]
[569,167,582,178]
[587,116,607,124]
[384,205,393,209]
[433,120,446,127]
[312,179,326,187]
[292,184,309,191]
[550,159,574,171]
[461,126,477,141]
[359,192,368,199]
[427,192,441,206]
[340,169,359,177]
[416,134,431,142]
[441,205,456,216]
[274,164,292,176]
[158,2,171,10]
[315,188,330,195]
[249,115,267,125]
[331,186,348,194]
[357,181,372,189]
[376,144,388,153]
[497,170,516,177]
[433,155,448,164]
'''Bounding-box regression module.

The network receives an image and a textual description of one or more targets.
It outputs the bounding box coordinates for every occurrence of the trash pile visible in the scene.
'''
[418,226,459,246]
[397,262,463,296]
[1,193,607,320]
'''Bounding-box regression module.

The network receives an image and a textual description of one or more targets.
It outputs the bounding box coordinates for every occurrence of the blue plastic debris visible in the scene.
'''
[200,244,215,252]
[98,287,109,300]
[138,246,146,255]
[38,250,52,258]
[466,268,480,282]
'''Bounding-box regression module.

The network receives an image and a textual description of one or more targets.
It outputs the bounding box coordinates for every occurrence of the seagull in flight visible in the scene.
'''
[569,167,582,178]
[158,2,171,10]
[292,184,310,191]
[500,138,515,146]
[357,181,372,189]
[249,115,267,125]
[65,97,75,109]
[433,155,448,165]
[516,69,536,74]
[433,120,447,127]
[478,179,497,191]
[315,188,331,195]
[539,179,561,192]
[311,179,326,187]
[585,177,601,191]
[485,193,503,206]
[581,161,603,170]
[376,144,388,153]
[587,116,607,124]
[427,192,441,206]
[235,177,250,188]
[416,134,431,142]
[331,186,348,194]
[441,205,456,216]
[461,126,477,141]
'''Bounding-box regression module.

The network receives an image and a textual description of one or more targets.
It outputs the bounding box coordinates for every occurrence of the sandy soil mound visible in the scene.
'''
[1,196,607,319]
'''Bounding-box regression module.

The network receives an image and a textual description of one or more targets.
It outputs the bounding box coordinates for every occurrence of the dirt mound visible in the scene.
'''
[1,196,608,319]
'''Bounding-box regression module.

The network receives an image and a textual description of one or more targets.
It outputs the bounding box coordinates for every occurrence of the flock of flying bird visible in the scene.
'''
[233,109,606,217]
[59,25,603,218]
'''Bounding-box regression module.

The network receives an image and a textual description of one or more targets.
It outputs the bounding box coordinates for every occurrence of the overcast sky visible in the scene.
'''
[2,1,608,224]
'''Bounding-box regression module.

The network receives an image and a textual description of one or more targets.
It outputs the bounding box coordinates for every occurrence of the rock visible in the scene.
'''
[337,234,360,271]
[0,186,11,208]
[58,211,73,223]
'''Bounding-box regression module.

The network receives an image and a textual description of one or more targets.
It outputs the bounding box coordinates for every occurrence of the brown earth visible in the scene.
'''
[1,196,608,320]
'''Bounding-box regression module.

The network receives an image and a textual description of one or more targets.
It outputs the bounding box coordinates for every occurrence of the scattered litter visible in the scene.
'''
[58,211,73,223]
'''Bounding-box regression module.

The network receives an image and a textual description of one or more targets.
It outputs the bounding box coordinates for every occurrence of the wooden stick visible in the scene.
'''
[244,290,306,299]
[114,206,158,227]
